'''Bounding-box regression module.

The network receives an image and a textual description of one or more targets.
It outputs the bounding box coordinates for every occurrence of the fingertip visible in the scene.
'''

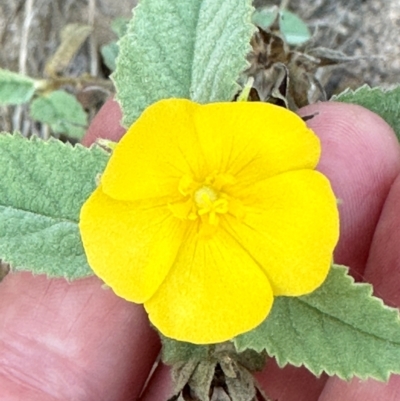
[81,98,126,147]
[255,359,327,401]
[0,272,160,400]
[298,102,400,276]
[319,375,400,401]
[364,172,400,307]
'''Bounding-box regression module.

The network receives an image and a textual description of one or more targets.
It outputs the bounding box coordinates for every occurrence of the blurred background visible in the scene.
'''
[0,0,398,135]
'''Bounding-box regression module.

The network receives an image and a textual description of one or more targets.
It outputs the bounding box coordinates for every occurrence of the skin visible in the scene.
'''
[1,100,400,401]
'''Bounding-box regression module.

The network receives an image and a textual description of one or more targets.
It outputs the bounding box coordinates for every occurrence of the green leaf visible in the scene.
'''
[332,85,400,141]
[101,42,119,71]
[252,6,278,30]
[100,18,130,72]
[113,0,255,127]
[234,265,400,381]
[111,17,129,38]
[279,10,311,45]
[161,335,211,365]
[0,68,38,105]
[0,133,109,279]
[30,90,88,139]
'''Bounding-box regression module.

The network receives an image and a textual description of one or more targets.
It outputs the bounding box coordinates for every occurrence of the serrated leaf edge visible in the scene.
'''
[0,132,106,280]
[331,83,386,101]
[234,265,400,380]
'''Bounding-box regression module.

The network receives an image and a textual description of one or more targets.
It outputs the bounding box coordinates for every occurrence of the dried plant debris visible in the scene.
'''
[168,362,273,401]
[166,342,271,401]
[245,17,359,110]
[45,23,92,78]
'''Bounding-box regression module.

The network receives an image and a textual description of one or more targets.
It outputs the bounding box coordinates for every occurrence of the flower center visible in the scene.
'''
[193,185,229,225]
[194,186,218,207]
[169,174,242,228]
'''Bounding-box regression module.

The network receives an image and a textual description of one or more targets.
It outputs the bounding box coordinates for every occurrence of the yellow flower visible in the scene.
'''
[79,99,339,344]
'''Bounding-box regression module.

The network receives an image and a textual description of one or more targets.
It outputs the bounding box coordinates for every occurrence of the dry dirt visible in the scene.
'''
[0,0,137,135]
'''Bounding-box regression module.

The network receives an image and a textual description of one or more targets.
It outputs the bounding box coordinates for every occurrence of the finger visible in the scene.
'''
[140,364,174,401]
[319,169,400,400]
[81,98,126,147]
[364,173,400,305]
[0,273,160,401]
[301,102,400,277]
[254,361,327,401]
[257,102,400,401]
[0,99,160,400]
[319,374,400,401]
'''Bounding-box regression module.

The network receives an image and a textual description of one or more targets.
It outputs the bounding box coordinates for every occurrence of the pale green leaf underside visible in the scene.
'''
[235,265,400,381]
[0,68,37,105]
[113,0,255,127]
[100,18,129,73]
[279,10,311,45]
[332,85,400,141]
[30,90,88,139]
[252,7,278,31]
[0,133,109,279]
[101,42,119,72]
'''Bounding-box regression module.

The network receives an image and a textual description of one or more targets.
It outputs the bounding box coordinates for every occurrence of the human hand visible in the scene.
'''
[1,100,400,401]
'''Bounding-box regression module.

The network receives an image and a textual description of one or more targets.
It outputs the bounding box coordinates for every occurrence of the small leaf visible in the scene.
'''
[332,85,400,141]
[100,18,130,72]
[113,0,255,127]
[235,265,400,381]
[0,133,109,279]
[279,10,311,45]
[30,90,88,139]
[252,6,279,30]
[101,42,119,71]
[0,68,38,105]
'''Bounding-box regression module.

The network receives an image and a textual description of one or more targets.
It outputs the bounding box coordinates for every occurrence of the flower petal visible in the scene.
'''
[194,102,320,186]
[222,170,339,296]
[79,186,187,302]
[101,99,206,201]
[144,227,273,344]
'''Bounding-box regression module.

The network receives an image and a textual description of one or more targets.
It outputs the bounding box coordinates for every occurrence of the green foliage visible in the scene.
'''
[0,133,109,279]
[113,0,255,127]
[251,7,310,45]
[252,6,278,30]
[235,265,400,381]
[30,90,88,140]
[0,207,90,279]
[161,335,211,365]
[101,42,119,72]
[279,10,311,45]
[100,17,130,72]
[0,68,38,105]
[332,85,400,141]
